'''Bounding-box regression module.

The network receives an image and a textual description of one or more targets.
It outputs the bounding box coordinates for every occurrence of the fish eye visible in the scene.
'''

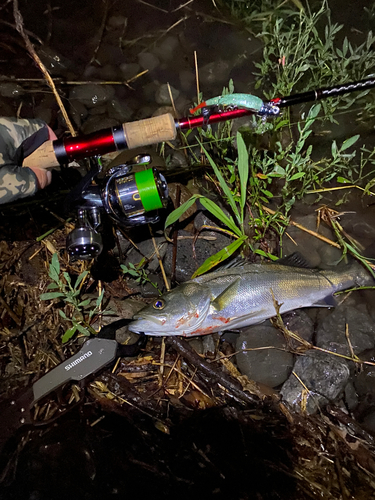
[152,299,165,310]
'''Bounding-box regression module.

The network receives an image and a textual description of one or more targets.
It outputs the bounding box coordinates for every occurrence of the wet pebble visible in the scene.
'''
[138,52,160,72]
[280,349,350,413]
[107,97,133,122]
[69,99,89,129]
[199,60,231,85]
[81,115,118,134]
[70,84,115,108]
[235,324,294,388]
[0,82,24,98]
[152,36,179,62]
[315,304,375,356]
[37,46,72,76]
[155,84,180,105]
[120,62,141,80]
[281,310,314,350]
[179,69,196,92]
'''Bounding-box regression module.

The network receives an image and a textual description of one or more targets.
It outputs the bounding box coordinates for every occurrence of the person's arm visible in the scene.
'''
[0,117,55,204]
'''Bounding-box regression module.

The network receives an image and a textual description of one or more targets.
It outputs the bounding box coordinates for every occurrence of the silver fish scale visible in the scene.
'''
[193,264,357,329]
[129,262,370,336]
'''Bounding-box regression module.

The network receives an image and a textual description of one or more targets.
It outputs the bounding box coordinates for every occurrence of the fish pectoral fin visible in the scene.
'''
[211,278,241,311]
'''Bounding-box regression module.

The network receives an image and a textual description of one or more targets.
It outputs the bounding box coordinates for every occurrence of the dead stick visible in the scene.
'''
[0,295,21,326]
[13,0,76,136]
[166,337,258,405]
[260,204,341,249]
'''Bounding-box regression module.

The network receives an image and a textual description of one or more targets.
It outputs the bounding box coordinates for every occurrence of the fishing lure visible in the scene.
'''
[189,93,280,117]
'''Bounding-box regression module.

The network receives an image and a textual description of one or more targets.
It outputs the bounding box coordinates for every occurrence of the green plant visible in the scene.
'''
[165,132,256,277]
[41,253,111,343]
[121,262,161,294]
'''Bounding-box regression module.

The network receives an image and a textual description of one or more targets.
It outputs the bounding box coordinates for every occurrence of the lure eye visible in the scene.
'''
[152,299,165,310]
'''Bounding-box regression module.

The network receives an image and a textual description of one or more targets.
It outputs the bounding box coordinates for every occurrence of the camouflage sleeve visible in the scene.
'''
[0,117,48,204]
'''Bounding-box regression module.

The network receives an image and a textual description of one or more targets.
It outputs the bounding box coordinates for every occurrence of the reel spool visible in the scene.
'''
[66,155,169,260]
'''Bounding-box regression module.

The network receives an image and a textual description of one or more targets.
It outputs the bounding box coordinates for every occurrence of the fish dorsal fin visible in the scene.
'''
[277,252,314,269]
[211,278,241,311]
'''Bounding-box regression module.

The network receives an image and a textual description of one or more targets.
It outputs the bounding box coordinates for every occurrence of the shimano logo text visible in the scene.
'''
[65,351,93,371]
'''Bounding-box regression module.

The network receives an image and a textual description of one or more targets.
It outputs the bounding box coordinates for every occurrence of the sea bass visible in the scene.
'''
[128,256,372,337]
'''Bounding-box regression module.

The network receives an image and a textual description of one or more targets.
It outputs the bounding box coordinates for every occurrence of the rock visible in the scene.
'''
[107,97,133,122]
[280,350,350,413]
[344,382,358,411]
[36,47,72,77]
[155,84,180,105]
[361,409,375,435]
[152,106,178,118]
[69,99,88,129]
[188,338,204,355]
[281,310,314,350]
[108,15,127,29]
[125,235,168,273]
[140,273,165,298]
[179,69,195,93]
[152,36,179,62]
[81,115,118,134]
[199,60,231,86]
[120,62,141,80]
[202,334,216,357]
[165,150,189,169]
[0,82,24,98]
[138,52,160,72]
[70,84,115,108]
[235,325,294,388]
[316,304,375,356]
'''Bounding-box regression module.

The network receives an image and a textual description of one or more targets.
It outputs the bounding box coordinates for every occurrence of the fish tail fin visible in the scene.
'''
[189,101,207,114]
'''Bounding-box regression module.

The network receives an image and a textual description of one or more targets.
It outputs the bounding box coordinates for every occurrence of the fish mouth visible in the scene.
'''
[128,314,166,334]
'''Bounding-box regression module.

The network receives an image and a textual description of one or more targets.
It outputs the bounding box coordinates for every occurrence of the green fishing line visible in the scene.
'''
[134,169,163,211]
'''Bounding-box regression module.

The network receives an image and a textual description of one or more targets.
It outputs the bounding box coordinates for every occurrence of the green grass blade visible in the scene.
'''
[197,139,241,225]
[200,197,243,237]
[164,194,200,229]
[191,235,247,278]
[237,132,249,221]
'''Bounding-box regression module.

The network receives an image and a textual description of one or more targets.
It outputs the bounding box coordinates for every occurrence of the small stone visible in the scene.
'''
[70,84,115,108]
[199,60,230,85]
[155,84,180,105]
[69,99,88,128]
[120,62,141,80]
[179,69,195,92]
[316,304,375,356]
[235,325,294,388]
[0,82,24,98]
[108,15,127,29]
[107,98,133,122]
[81,115,118,134]
[280,350,350,413]
[138,52,160,72]
[281,310,314,350]
[152,36,179,62]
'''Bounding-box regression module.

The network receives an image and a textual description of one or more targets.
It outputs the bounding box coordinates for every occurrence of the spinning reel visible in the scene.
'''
[66,154,168,260]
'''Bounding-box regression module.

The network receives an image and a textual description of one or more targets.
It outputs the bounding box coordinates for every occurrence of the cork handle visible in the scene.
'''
[22,140,60,170]
[123,113,176,149]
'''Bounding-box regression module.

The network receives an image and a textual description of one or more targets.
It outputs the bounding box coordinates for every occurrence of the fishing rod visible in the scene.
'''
[26,76,375,169]
[28,76,374,261]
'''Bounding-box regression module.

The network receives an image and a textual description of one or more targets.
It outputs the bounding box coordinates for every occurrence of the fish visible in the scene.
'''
[128,254,373,337]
